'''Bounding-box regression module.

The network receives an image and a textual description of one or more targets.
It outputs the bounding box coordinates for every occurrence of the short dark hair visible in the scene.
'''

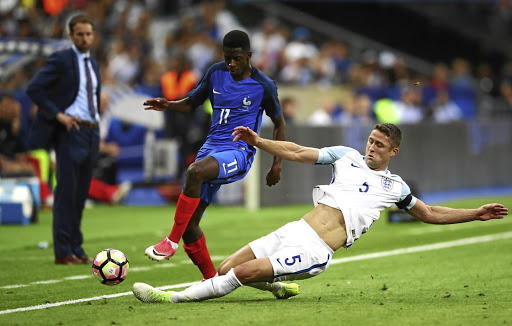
[374,123,402,148]
[223,30,250,51]
[68,14,95,34]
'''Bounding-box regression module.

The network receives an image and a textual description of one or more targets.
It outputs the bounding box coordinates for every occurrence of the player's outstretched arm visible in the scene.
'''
[266,114,286,186]
[407,199,508,224]
[232,126,319,164]
[143,97,193,112]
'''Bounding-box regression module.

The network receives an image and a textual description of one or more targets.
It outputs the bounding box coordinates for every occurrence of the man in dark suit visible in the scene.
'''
[27,14,101,265]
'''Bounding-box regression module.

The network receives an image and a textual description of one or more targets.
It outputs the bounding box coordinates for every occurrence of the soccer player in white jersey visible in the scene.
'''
[133,123,508,303]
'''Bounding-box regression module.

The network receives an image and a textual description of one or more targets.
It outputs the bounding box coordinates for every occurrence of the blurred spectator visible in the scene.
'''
[95,92,121,185]
[475,63,497,116]
[450,58,473,88]
[389,56,411,88]
[315,40,345,87]
[160,54,199,181]
[280,96,297,125]
[337,94,373,126]
[330,40,352,83]
[251,18,287,78]
[494,80,512,117]
[134,59,163,98]
[428,90,463,123]
[308,97,336,126]
[431,63,450,91]
[0,93,53,204]
[213,0,245,39]
[187,30,219,77]
[0,93,28,171]
[353,94,373,123]
[166,14,197,58]
[394,87,424,124]
[280,27,318,85]
[107,39,142,85]
[88,177,131,205]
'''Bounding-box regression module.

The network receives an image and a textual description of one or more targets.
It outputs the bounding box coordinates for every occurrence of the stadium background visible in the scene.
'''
[1,0,512,208]
[1,2,512,324]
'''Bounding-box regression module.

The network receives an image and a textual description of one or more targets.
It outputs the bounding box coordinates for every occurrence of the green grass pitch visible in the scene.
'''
[0,196,511,325]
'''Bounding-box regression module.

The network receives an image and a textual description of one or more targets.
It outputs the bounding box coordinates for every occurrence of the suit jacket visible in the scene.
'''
[27,48,101,149]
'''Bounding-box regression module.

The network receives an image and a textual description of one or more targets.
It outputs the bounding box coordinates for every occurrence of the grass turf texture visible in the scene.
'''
[0,197,511,325]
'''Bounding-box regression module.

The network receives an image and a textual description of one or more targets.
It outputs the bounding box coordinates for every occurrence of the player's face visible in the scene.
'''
[364,129,399,170]
[223,47,252,81]
[69,22,95,53]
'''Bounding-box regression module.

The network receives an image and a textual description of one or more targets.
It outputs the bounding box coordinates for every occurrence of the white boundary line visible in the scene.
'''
[0,282,199,316]
[331,231,512,264]
[1,231,511,316]
[0,263,177,289]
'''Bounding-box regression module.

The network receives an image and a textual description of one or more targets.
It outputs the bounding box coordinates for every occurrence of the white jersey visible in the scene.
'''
[312,146,417,248]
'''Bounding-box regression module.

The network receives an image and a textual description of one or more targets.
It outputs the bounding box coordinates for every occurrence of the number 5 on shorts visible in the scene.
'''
[284,255,302,266]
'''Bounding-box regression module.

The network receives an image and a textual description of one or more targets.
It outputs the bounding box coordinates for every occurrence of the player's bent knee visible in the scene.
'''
[185,163,202,183]
[217,261,231,276]
[233,261,272,284]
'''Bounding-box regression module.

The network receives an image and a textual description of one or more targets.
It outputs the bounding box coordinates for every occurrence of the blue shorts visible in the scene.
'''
[196,143,255,204]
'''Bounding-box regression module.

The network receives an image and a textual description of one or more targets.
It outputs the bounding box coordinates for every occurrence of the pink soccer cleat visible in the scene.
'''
[145,238,177,261]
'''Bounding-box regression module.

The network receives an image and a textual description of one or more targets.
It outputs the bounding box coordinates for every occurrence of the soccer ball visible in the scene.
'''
[92,249,129,285]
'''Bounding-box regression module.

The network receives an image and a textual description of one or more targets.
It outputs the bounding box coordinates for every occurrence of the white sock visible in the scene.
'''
[165,238,179,250]
[248,282,282,294]
[170,268,242,303]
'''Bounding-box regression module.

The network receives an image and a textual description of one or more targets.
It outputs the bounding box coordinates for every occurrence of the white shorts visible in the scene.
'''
[248,219,334,282]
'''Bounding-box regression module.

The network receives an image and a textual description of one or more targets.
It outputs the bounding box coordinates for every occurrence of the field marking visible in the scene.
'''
[1,231,511,316]
[0,282,198,316]
[407,217,512,235]
[331,231,512,264]
[0,262,177,290]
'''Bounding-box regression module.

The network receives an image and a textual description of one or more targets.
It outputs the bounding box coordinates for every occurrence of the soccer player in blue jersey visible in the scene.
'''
[133,123,508,304]
[143,30,286,279]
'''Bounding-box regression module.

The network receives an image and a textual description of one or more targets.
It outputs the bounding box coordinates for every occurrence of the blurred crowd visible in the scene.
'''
[2,0,512,136]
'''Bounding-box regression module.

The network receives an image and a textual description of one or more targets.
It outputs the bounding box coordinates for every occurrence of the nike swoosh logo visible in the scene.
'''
[213,89,221,94]
[152,249,167,257]
[351,163,360,168]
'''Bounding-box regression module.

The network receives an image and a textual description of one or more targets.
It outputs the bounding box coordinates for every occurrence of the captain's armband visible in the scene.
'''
[396,194,414,210]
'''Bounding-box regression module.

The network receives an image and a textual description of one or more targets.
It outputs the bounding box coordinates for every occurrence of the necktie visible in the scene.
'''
[84,57,96,117]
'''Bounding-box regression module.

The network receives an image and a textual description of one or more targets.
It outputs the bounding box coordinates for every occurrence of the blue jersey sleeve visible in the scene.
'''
[316,146,356,164]
[253,70,282,120]
[188,63,223,108]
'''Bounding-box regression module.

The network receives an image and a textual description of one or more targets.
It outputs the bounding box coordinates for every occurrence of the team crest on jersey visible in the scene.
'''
[381,176,394,191]
[243,97,251,108]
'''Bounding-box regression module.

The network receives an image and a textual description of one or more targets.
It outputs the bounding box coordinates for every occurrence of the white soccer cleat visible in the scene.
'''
[133,282,174,303]
[145,238,177,261]
[273,282,300,299]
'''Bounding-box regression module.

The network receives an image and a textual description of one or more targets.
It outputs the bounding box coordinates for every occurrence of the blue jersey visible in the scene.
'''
[188,62,282,152]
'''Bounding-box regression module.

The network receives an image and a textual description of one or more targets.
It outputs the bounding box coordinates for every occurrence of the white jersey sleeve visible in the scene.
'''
[317,146,357,164]
[396,176,418,210]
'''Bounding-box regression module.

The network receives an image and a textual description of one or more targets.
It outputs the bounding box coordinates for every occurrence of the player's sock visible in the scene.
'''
[170,268,242,302]
[184,234,217,280]
[168,193,200,243]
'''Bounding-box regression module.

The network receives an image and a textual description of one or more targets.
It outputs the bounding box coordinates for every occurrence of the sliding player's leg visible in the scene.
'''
[133,258,273,303]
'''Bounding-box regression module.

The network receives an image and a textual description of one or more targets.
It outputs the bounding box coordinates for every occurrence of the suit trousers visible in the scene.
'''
[53,125,99,258]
